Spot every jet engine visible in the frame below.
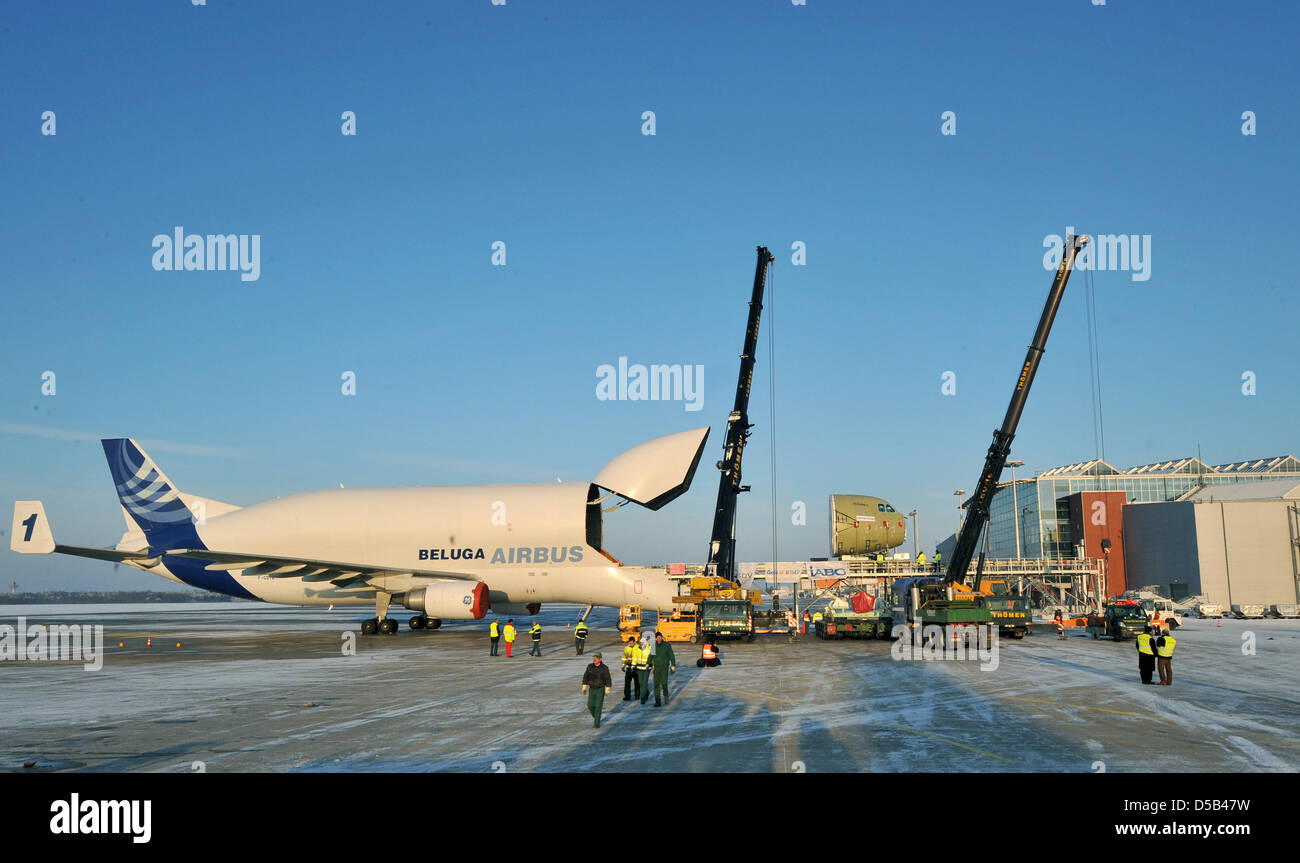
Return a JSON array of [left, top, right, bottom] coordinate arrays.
[[402, 582, 489, 619]]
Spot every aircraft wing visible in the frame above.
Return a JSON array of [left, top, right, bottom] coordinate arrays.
[[165, 548, 481, 588]]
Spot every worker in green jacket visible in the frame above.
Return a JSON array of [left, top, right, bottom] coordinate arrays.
[[651, 631, 676, 707], [581, 652, 612, 728]]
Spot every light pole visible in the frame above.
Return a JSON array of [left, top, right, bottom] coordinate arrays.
[[953, 490, 966, 537], [1007, 459, 1025, 561], [908, 509, 919, 561]]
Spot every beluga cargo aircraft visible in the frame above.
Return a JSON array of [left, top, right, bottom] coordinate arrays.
[[10, 430, 706, 634]]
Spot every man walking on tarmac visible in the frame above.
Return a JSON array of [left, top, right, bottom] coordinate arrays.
[[1154, 628, 1177, 686], [581, 652, 612, 728], [574, 618, 589, 655], [651, 631, 676, 707], [1136, 625, 1156, 684], [503, 618, 517, 657], [489, 618, 501, 656], [528, 620, 542, 656], [635, 634, 653, 704], [622, 637, 639, 701]]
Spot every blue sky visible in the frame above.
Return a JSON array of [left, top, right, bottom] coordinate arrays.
[[2, 1, 1297, 591]]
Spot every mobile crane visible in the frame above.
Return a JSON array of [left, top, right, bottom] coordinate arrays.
[[895, 235, 1091, 642], [668, 246, 773, 642]]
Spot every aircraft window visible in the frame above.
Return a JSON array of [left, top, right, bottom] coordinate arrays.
[[878, 503, 885, 512], [886, 505, 896, 512]]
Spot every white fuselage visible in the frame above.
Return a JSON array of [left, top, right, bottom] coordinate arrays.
[[124, 481, 682, 614]]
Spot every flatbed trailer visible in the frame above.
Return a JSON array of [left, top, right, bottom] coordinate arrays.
[[814, 594, 893, 639], [752, 606, 798, 636], [815, 611, 892, 640]]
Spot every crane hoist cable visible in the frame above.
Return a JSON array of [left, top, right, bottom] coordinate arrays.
[[1083, 263, 1107, 464], [767, 260, 779, 576], [1084, 263, 1116, 557]]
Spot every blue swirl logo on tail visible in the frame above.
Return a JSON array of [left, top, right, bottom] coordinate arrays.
[[100, 438, 255, 600], [102, 439, 193, 533]]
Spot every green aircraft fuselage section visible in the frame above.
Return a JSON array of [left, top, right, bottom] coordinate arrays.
[[829, 494, 907, 557]]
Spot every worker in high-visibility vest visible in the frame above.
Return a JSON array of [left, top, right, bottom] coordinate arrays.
[[801, 611, 810, 635], [876, 552, 885, 567], [917, 552, 927, 569], [621, 639, 639, 701], [573, 619, 589, 655], [696, 638, 720, 668], [1154, 630, 1177, 686], [633, 635, 653, 703], [502, 619, 517, 657], [528, 620, 542, 657], [1135, 626, 1156, 684], [488, 618, 501, 656], [933, 552, 942, 573]]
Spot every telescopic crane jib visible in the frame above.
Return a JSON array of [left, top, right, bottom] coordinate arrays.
[[943, 234, 1091, 587], [706, 245, 774, 583]]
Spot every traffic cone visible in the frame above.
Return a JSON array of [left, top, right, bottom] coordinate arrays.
[[146, 636, 152, 647]]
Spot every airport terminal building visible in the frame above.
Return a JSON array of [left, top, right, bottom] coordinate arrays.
[[965, 455, 1300, 604]]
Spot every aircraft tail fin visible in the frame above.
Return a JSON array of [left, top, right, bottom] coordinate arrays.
[[101, 438, 202, 536]]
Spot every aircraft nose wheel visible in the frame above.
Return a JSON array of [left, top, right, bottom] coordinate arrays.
[[379, 618, 399, 635], [361, 618, 379, 635]]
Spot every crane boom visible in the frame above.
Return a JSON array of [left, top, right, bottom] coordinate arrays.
[[706, 245, 774, 582], [944, 234, 1090, 585]]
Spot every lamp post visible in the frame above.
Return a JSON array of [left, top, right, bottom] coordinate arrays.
[[954, 489, 966, 537], [1007, 459, 1025, 561], [908, 509, 919, 562]]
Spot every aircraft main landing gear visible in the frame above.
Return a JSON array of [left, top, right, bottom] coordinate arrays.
[[408, 615, 444, 631], [361, 593, 398, 635]]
